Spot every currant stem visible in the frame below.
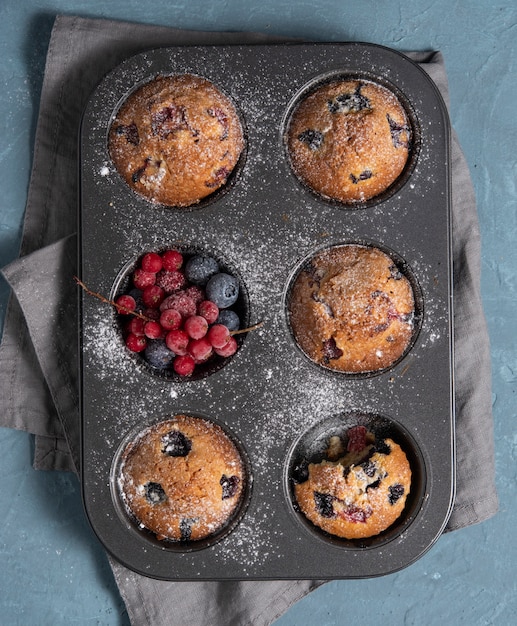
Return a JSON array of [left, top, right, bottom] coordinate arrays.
[[73, 276, 153, 322], [230, 321, 263, 336]]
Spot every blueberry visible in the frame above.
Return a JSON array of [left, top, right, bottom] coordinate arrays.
[[184, 255, 220, 286], [328, 85, 371, 114], [350, 169, 373, 184], [389, 264, 403, 280], [388, 483, 405, 505], [144, 482, 166, 504], [292, 460, 309, 484], [145, 339, 175, 370], [205, 166, 232, 188], [298, 129, 324, 150], [127, 288, 144, 312], [366, 478, 381, 492], [220, 474, 240, 499], [387, 114, 410, 148], [161, 430, 192, 457], [375, 439, 392, 456], [216, 309, 240, 331], [179, 517, 196, 541], [206, 273, 239, 309], [314, 492, 336, 518], [360, 460, 377, 478]]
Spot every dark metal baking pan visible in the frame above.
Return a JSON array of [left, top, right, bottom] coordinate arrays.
[[79, 42, 454, 580]]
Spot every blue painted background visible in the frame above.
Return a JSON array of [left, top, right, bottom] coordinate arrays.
[[1, 1, 515, 624]]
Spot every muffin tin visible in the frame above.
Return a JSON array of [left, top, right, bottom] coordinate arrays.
[[79, 42, 455, 580]]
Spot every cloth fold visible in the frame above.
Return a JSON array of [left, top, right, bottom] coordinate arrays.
[[0, 14, 498, 626]]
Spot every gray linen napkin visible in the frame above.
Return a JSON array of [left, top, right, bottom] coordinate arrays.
[[0, 14, 498, 626]]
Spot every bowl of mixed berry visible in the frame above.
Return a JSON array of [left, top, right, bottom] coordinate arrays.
[[113, 247, 250, 380]]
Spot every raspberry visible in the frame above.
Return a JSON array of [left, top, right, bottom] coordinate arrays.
[[126, 333, 147, 352], [388, 484, 405, 505], [214, 335, 237, 357], [347, 425, 368, 453], [165, 329, 189, 355], [341, 504, 372, 523], [156, 269, 185, 293], [160, 292, 197, 319], [207, 324, 230, 349], [184, 315, 208, 340], [185, 285, 205, 304], [188, 337, 213, 363], [142, 285, 165, 309], [173, 354, 195, 377], [144, 320, 163, 339], [141, 252, 163, 273], [162, 249, 183, 272], [115, 295, 136, 314], [133, 268, 156, 289], [159, 308, 182, 331], [198, 300, 219, 324], [127, 317, 145, 336]]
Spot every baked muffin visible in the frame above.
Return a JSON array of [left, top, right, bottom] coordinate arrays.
[[108, 74, 244, 207], [287, 79, 411, 203], [294, 425, 411, 539], [288, 244, 416, 373], [118, 415, 246, 541]]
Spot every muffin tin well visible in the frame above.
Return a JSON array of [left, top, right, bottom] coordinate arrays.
[[286, 240, 424, 377], [110, 413, 252, 552], [285, 410, 426, 549], [110, 244, 250, 381], [79, 43, 454, 580], [283, 71, 421, 208]]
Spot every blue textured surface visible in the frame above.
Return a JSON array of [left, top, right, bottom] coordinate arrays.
[[1, 1, 515, 624]]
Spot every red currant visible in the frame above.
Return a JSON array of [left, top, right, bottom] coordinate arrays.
[[184, 315, 208, 340], [198, 300, 219, 324], [115, 294, 136, 314], [188, 337, 213, 362], [214, 335, 238, 357], [144, 320, 163, 339], [127, 317, 145, 336], [165, 329, 189, 355], [207, 324, 230, 349], [141, 252, 163, 273], [159, 308, 182, 331], [142, 285, 165, 308], [126, 333, 147, 352], [162, 249, 183, 272], [173, 354, 195, 376]]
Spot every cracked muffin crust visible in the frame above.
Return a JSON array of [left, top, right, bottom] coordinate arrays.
[[118, 415, 245, 542], [108, 74, 244, 207], [288, 244, 416, 373], [287, 79, 411, 203]]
